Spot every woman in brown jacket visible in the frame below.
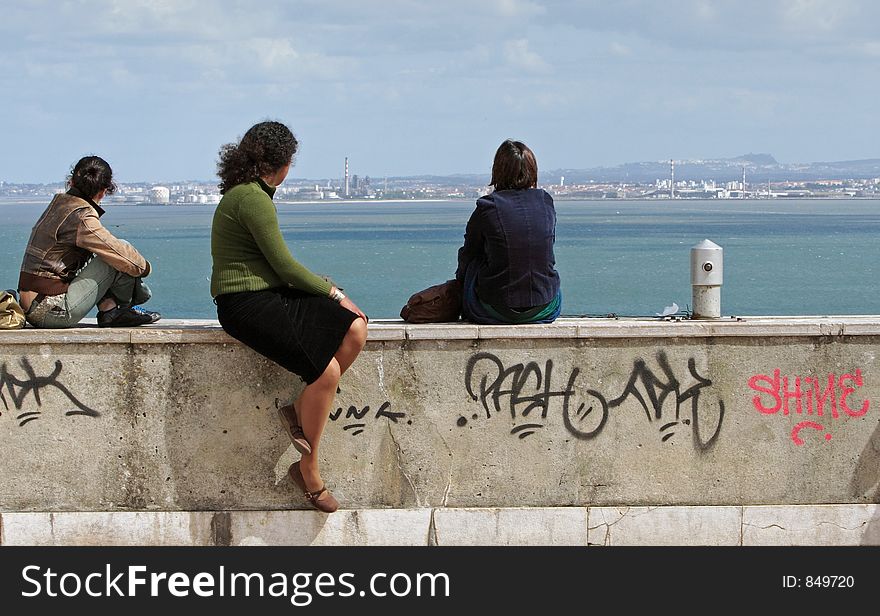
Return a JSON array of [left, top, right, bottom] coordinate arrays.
[[18, 156, 161, 328]]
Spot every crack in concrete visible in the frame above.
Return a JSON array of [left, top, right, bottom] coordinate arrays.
[[438, 433, 455, 508], [743, 522, 787, 531], [743, 520, 867, 533], [608, 506, 631, 523], [442, 471, 452, 508], [588, 521, 612, 546], [587, 506, 630, 546], [387, 422, 421, 507], [816, 520, 868, 532], [428, 509, 439, 546]]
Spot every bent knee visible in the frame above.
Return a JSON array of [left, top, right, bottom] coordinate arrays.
[[317, 357, 342, 385], [347, 317, 368, 349]]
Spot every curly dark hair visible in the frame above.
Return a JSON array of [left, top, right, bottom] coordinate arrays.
[[217, 121, 298, 194], [68, 156, 117, 198], [490, 139, 538, 191]]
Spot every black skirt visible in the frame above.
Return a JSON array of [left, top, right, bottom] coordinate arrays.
[[215, 287, 358, 384]]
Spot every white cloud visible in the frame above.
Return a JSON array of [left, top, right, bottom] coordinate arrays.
[[247, 38, 301, 72], [504, 39, 550, 72], [1, 0, 879, 181]]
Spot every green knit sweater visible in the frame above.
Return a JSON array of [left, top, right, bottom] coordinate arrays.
[[210, 179, 333, 298]]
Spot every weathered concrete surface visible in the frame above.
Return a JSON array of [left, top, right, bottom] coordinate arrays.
[[588, 506, 742, 546], [2, 505, 879, 545], [229, 509, 433, 546], [432, 508, 588, 546], [742, 504, 880, 545], [0, 511, 214, 546], [2, 317, 880, 511]]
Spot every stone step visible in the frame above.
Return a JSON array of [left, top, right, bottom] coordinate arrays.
[[2, 505, 879, 546]]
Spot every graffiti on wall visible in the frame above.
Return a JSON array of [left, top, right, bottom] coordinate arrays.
[[748, 369, 870, 445], [0, 358, 100, 427], [459, 351, 724, 450], [460, 352, 588, 439], [330, 401, 409, 436], [605, 353, 724, 450]]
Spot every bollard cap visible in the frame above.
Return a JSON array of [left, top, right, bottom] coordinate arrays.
[[691, 239, 723, 285], [692, 239, 722, 251]]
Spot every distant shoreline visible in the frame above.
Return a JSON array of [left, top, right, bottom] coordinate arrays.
[[2, 195, 879, 206]]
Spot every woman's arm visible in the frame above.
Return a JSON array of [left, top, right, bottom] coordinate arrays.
[[455, 204, 485, 283], [240, 192, 333, 297], [76, 211, 150, 277], [334, 288, 368, 321]]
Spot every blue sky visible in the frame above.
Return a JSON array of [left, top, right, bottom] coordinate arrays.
[[2, 0, 879, 183]]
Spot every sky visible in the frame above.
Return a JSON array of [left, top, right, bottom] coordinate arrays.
[[2, 0, 879, 183]]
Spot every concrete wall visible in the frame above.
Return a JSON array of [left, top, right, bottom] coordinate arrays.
[[2, 317, 880, 513]]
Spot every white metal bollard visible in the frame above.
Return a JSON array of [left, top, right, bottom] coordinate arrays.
[[691, 239, 723, 319]]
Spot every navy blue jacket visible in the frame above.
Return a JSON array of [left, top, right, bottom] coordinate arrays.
[[455, 188, 560, 309]]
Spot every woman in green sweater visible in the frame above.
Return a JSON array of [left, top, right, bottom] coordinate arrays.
[[211, 121, 368, 513]]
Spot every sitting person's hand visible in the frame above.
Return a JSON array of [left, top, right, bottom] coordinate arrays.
[[340, 296, 368, 322]]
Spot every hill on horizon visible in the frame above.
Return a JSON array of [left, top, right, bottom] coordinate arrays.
[[4, 154, 879, 186], [540, 154, 880, 184]]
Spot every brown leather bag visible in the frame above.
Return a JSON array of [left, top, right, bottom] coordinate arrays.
[[0, 290, 26, 330], [400, 279, 462, 323]]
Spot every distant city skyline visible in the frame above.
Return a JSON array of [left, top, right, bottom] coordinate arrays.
[[3, 151, 877, 203], [2, 1, 879, 183], [3, 151, 879, 186]]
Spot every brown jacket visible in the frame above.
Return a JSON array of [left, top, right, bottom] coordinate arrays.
[[18, 192, 150, 295]]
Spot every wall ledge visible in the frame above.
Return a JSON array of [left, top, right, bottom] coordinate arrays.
[[2, 315, 880, 344]]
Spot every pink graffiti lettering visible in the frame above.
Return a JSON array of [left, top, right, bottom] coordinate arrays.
[[810, 375, 838, 418], [749, 370, 868, 417], [748, 370, 781, 414], [749, 369, 870, 445], [782, 376, 802, 415], [840, 371, 870, 417], [790, 421, 832, 446]]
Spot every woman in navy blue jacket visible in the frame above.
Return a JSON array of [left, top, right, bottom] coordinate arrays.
[[456, 139, 561, 324]]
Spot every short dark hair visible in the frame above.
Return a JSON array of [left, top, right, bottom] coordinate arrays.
[[68, 156, 116, 198], [490, 139, 538, 191], [217, 121, 298, 194]]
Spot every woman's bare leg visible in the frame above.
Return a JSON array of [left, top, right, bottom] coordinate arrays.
[[293, 318, 367, 492], [335, 317, 367, 374], [296, 357, 341, 492]]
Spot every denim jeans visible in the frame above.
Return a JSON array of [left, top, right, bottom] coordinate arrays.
[[25, 256, 151, 328], [460, 257, 561, 325]]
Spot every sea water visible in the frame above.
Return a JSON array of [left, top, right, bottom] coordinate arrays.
[[1, 198, 878, 319]]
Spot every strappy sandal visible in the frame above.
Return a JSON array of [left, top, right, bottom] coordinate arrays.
[[288, 461, 339, 513], [277, 403, 312, 455]]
